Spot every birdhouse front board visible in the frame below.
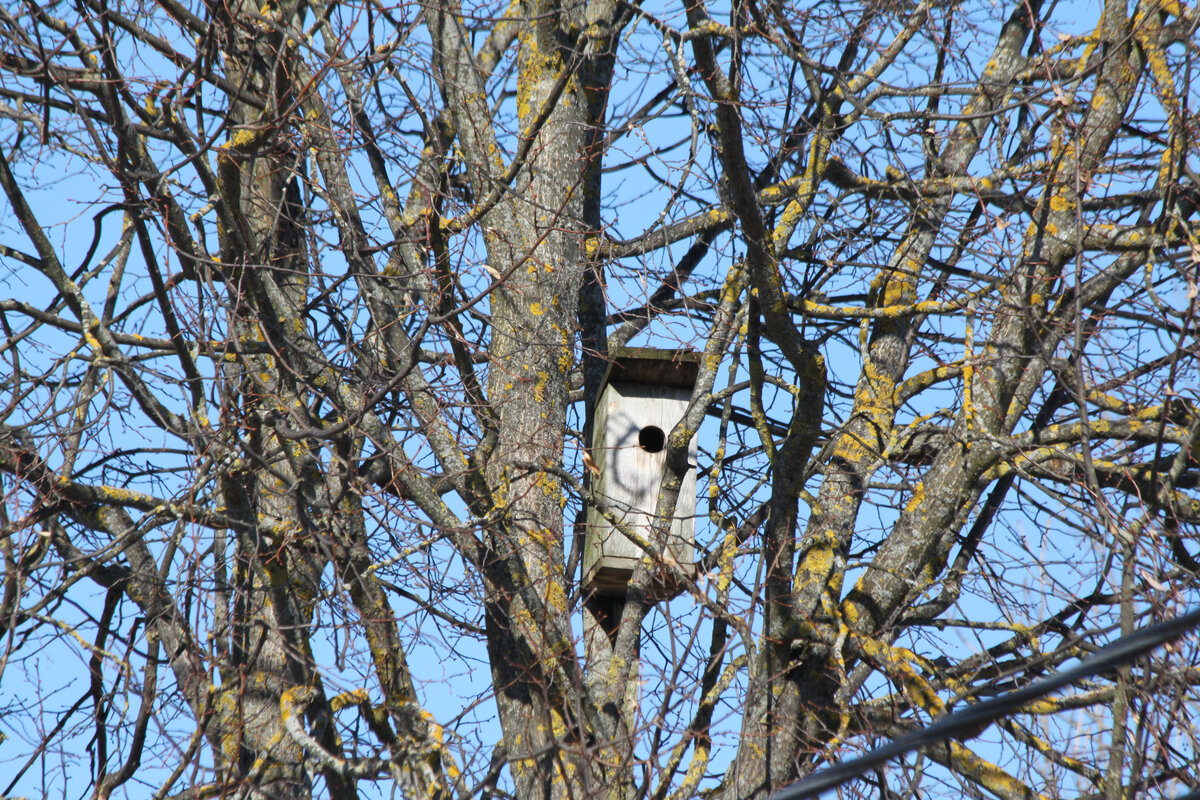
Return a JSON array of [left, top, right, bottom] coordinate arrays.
[[583, 349, 699, 595]]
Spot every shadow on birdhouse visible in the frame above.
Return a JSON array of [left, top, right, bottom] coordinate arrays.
[[583, 347, 700, 598]]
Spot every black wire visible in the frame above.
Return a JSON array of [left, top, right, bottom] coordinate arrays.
[[772, 606, 1200, 800]]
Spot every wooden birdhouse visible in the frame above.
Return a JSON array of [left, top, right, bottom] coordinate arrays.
[[583, 347, 700, 596]]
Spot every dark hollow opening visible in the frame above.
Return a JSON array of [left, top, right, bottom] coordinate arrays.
[[638, 425, 666, 453]]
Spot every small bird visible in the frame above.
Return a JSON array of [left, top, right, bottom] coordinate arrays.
[[581, 448, 600, 478]]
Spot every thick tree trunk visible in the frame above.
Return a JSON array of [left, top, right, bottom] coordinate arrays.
[[457, 2, 626, 799], [207, 2, 342, 794]]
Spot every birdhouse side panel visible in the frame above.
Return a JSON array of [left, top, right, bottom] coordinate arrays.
[[669, 467, 697, 565], [582, 392, 618, 584]]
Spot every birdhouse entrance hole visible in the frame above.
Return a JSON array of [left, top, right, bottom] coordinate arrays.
[[638, 426, 665, 453], [583, 347, 701, 596]]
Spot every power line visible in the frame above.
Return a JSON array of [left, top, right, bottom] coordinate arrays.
[[772, 607, 1200, 800]]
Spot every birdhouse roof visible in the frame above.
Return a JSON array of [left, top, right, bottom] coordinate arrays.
[[599, 347, 701, 391]]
